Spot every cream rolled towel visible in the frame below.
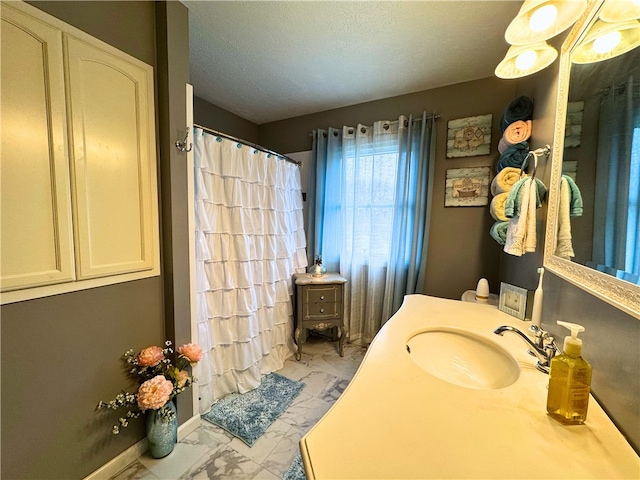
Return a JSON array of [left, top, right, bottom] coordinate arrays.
[[498, 120, 532, 154], [491, 167, 522, 196], [490, 192, 509, 221]]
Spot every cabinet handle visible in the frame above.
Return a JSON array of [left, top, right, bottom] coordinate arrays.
[[320, 295, 325, 300], [320, 308, 324, 313]]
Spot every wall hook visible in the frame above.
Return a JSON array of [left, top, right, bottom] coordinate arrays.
[[175, 127, 193, 152]]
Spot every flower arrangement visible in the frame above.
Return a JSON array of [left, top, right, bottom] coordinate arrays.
[[97, 340, 203, 434]]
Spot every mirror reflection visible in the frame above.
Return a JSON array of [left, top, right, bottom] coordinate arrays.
[[561, 44, 640, 284]]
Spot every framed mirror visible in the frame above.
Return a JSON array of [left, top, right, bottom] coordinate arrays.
[[544, 0, 640, 319]]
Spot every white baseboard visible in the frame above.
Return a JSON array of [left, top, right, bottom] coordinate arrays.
[[178, 413, 201, 440], [83, 437, 148, 480], [84, 414, 201, 480]]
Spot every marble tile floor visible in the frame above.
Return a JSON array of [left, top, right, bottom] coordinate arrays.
[[111, 335, 367, 480]]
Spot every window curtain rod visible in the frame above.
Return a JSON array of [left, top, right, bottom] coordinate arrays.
[[193, 123, 301, 166], [308, 112, 441, 136]]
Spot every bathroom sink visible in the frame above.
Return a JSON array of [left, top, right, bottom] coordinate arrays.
[[406, 328, 519, 390]]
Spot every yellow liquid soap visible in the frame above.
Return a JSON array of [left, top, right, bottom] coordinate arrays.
[[546, 353, 592, 424], [546, 321, 592, 425]]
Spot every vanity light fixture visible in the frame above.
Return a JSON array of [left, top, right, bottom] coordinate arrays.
[[571, 19, 640, 63], [505, 0, 588, 45], [599, 0, 640, 23], [495, 42, 559, 79]]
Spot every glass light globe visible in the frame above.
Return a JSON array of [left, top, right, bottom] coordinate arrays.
[[530, 5, 558, 32], [593, 30, 622, 53], [516, 50, 538, 70]]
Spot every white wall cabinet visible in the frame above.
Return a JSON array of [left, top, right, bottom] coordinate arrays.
[[1, 2, 160, 303]]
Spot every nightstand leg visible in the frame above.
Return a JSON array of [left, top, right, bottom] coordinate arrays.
[[295, 327, 302, 361], [338, 325, 345, 357]]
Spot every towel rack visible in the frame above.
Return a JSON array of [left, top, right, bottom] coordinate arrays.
[[520, 144, 551, 179]]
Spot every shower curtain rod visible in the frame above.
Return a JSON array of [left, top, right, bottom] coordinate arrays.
[[193, 123, 301, 166]]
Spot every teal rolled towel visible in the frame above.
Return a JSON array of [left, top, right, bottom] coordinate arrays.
[[490, 221, 509, 245], [496, 141, 529, 173]]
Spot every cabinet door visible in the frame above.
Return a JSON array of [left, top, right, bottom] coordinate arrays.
[[64, 35, 157, 279], [0, 5, 75, 291]]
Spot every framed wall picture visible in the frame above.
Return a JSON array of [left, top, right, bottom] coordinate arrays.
[[498, 282, 528, 320], [445, 167, 490, 207], [446, 114, 492, 158]]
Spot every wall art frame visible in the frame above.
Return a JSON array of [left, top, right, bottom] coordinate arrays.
[[446, 114, 492, 158], [444, 167, 490, 207]]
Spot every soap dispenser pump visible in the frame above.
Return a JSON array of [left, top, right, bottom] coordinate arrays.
[[546, 321, 592, 424]]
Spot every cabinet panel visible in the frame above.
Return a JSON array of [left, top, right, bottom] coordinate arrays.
[[65, 35, 157, 279], [0, 6, 75, 291]]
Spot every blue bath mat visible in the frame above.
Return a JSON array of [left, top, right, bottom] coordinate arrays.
[[284, 452, 307, 480], [202, 373, 305, 446]]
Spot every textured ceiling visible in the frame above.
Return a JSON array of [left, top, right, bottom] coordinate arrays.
[[185, 1, 523, 125]]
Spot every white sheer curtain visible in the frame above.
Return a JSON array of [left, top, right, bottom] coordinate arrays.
[[193, 128, 307, 412]]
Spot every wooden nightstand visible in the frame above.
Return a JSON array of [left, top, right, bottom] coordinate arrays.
[[293, 272, 347, 361]]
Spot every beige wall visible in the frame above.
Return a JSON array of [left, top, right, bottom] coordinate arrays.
[[1, 2, 192, 478], [259, 77, 518, 300]]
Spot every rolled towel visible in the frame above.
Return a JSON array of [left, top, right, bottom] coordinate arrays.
[[496, 141, 529, 173], [490, 221, 509, 245], [500, 96, 534, 133], [491, 167, 522, 195], [490, 192, 509, 221], [498, 120, 532, 154]]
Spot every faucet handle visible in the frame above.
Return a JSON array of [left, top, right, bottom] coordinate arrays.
[[543, 335, 559, 358], [528, 324, 546, 350]]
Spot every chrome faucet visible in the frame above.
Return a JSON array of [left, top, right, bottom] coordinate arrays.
[[493, 325, 559, 374]]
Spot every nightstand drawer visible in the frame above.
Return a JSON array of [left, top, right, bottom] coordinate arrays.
[[304, 285, 341, 304], [304, 301, 341, 319]]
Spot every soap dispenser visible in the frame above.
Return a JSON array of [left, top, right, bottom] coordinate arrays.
[[546, 321, 592, 424]]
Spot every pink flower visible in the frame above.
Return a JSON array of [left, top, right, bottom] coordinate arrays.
[[177, 343, 203, 364], [176, 370, 189, 388], [136, 346, 164, 368], [137, 375, 173, 410]]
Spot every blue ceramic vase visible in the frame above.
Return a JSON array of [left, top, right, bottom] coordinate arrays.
[[146, 400, 178, 458]]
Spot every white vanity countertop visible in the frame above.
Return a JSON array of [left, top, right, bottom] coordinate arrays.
[[300, 294, 640, 479]]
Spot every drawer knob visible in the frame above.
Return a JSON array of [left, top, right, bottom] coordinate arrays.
[[320, 308, 325, 313], [320, 295, 325, 300]]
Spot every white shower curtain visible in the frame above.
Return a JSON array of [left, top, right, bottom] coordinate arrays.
[[193, 128, 307, 412]]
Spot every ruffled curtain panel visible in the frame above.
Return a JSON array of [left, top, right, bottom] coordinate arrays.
[[194, 129, 307, 412]]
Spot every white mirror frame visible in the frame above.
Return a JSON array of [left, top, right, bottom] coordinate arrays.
[[543, 0, 640, 320]]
